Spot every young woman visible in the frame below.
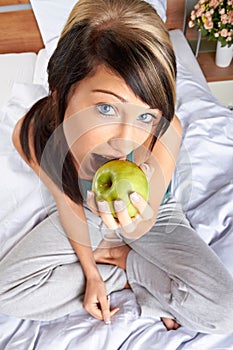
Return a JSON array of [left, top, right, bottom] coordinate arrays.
[[1, 0, 233, 333]]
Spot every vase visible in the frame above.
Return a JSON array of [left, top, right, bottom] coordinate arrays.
[[215, 41, 233, 68]]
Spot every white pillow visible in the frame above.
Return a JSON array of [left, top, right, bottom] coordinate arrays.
[[0, 53, 36, 109], [146, 0, 167, 22]]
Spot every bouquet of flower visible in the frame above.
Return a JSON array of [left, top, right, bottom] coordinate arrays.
[[189, 0, 233, 47]]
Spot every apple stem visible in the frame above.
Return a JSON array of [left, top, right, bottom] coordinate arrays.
[[100, 183, 111, 188]]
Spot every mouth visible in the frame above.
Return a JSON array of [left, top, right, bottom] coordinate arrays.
[[92, 153, 125, 166], [89, 152, 128, 173]]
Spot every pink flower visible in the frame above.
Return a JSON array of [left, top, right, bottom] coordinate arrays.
[[205, 11, 212, 18], [196, 7, 205, 17], [221, 14, 228, 24], [228, 10, 233, 25], [204, 20, 214, 29], [190, 0, 233, 47], [209, 0, 220, 8], [220, 28, 228, 37]]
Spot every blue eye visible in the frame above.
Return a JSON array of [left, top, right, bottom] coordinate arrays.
[[96, 104, 116, 116], [137, 113, 154, 124]]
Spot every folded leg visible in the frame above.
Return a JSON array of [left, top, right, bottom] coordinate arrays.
[[126, 198, 233, 334], [0, 211, 126, 320]]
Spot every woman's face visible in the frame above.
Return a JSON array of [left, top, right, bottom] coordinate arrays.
[[63, 65, 162, 178]]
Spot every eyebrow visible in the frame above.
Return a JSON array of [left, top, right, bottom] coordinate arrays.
[[92, 89, 128, 103], [92, 89, 159, 114]]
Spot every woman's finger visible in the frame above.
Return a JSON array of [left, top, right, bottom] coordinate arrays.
[[97, 200, 119, 230], [99, 294, 111, 324], [114, 199, 136, 234], [129, 192, 154, 220]]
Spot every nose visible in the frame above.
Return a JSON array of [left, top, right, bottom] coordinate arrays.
[[107, 123, 138, 155]]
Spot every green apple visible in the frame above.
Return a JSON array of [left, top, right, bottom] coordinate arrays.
[[92, 160, 149, 218]]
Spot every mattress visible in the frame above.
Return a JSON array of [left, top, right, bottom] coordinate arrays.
[[0, 12, 233, 350]]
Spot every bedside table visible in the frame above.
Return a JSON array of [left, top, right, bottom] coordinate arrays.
[[196, 50, 233, 109], [207, 80, 233, 109]]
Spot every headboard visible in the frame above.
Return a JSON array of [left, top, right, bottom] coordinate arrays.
[[0, 0, 186, 54]]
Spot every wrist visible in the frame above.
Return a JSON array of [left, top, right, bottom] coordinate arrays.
[[85, 266, 102, 281]]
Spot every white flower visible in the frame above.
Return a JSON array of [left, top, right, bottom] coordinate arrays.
[[189, 20, 195, 28]]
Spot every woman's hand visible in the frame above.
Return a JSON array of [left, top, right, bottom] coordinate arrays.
[[87, 162, 154, 238], [83, 276, 119, 324]]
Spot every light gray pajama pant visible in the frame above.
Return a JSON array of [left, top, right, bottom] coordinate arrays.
[[0, 197, 233, 334]]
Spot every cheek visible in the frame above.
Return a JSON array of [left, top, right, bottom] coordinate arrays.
[[132, 126, 152, 145], [67, 127, 109, 161]]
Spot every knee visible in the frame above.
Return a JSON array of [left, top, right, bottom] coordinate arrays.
[[211, 296, 233, 334], [172, 283, 233, 334], [196, 292, 233, 334]]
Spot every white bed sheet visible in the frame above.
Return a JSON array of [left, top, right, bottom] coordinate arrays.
[[0, 19, 233, 350]]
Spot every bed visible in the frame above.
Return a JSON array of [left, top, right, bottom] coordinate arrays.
[[1, 1, 233, 349]]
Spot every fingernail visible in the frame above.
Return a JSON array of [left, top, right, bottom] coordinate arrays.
[[130, 192, 140, 202], [114, 199, 126, 212], [97, 200, 111, 213], [105, 319, 111, 325]]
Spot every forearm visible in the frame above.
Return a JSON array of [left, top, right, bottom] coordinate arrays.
[[55, 193, 101, 280], [122, 118, 182, 240], [68, 238, 100, 279], [55, 193, 113, 323]]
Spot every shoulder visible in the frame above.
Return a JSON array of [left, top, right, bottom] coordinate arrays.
[[169, 114, 182, 138], [12, 115, 38, 169], [150, 115, 182, 182], [156, 115, 182, 153]]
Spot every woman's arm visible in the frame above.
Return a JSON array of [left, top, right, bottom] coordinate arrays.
[[144, 114, 182, 211], [122, 114, 182, 239], [12, 116, 117, 323]]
